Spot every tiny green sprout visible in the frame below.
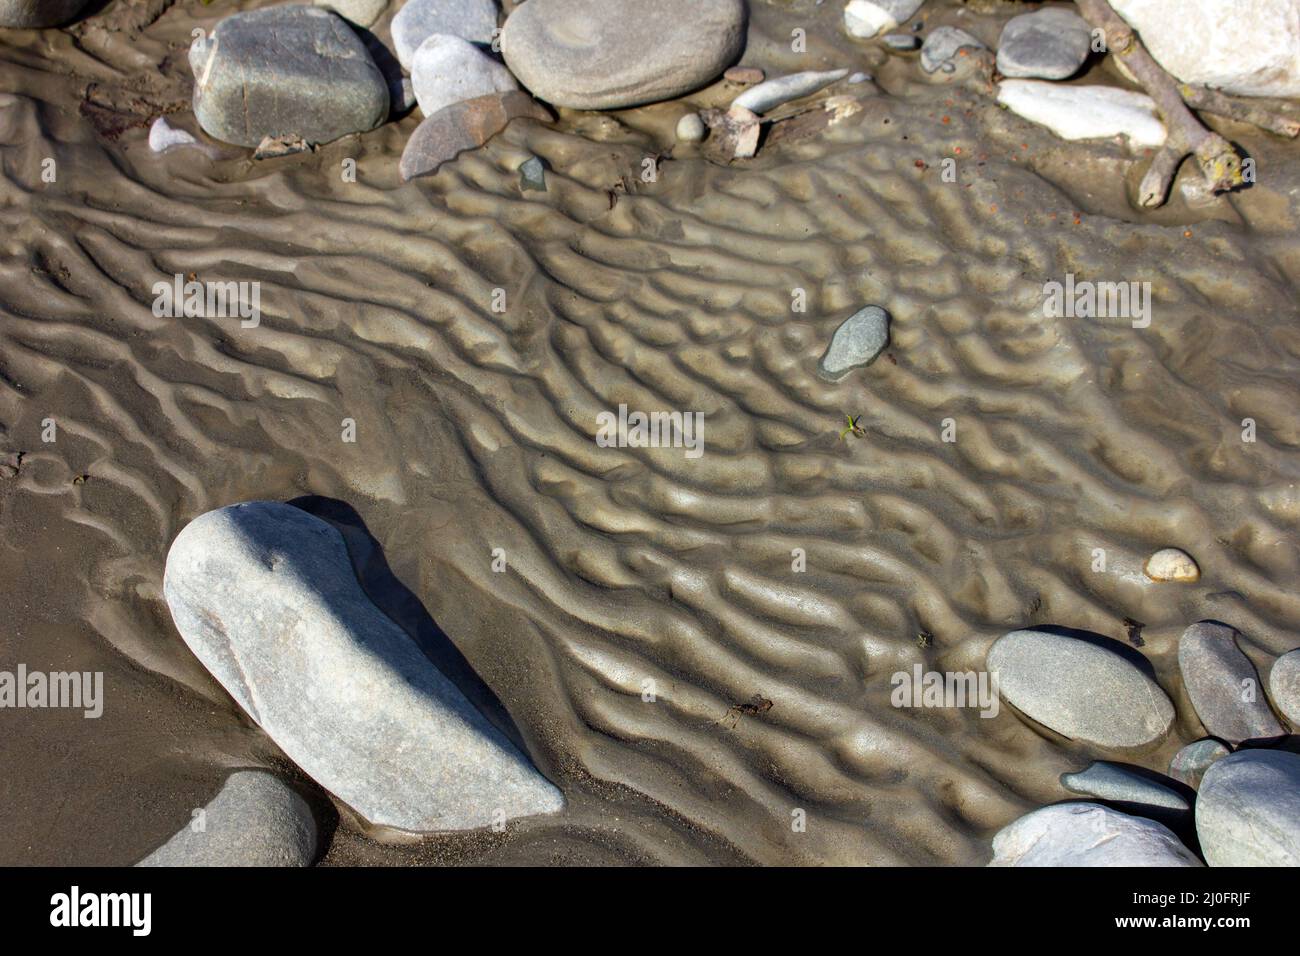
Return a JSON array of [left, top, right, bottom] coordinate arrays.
[[839, 414, 865, 440]]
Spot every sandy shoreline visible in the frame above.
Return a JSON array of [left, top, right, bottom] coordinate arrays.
[[2, 0, 1299, 865]]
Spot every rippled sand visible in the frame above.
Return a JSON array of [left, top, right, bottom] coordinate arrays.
[[2, 0, 1299, 865]]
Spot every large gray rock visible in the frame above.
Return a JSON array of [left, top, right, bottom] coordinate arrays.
[[0, 0, 86, 27], [1196, 750, 1300, 866], [1109, 0, 1300, 98], [189, 7, 389, 148], [1268, 648, 1300, 726], [500, 0, 746, 110], [412, 33, 517, 117], [989, 803, 1201, 866], [163, 501, 564, 832], [1060, 761, 1191, 825], [986, 628, 1174, 748], [920, 25, 985, 74], [818, 305, 890, 381], [392, 0, 499, 70], [1178, 621, 1285, 746], [996, 8, 1092, 81], [137, 770, 318, 867], [1169, 738, 1231, 790]]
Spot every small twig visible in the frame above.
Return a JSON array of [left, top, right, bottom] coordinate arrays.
[[1179, 84, 1300, 138]]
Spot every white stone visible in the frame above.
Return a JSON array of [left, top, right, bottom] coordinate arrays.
[[989, 803, 1202, 866], [411, 34, 517, 117], [996, 80, 1167, 150], [148, 116, 199, 153], [1144, 546, 1199, 582], [1196, 750, 1300, 866], [315, 0, 388, 28], [844, 0, 921, 39], [1110, 0, 1300, 99], [731, 68, 849, 114], [675, 111, 706, 143], [163, 501, 564, 832]]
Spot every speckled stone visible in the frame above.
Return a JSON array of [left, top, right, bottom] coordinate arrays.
[[1168, 738, 1230, 790], [1197, 750, 1300, 866], [1267, 648, 1300, 726], [989, 803, 1201, 867], [1178, 621, 1285, 745]]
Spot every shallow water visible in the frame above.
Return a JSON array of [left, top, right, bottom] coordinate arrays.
[[2, 0, 1299, 865]]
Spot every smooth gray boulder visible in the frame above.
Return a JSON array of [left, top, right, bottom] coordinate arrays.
[[1178, 621, 1285, 746], [996, 8, 1092, 81], [1169, 738, 1231, 790], [190, 7, 389, 148], [0, 0, 85, 27], [137, 770, 318, 867], [818, 305, 890, 381], [163, 501, 564, 832], [989, 803, 1201, 866], [412, 33, 517, 117], [392, 0, 499, 70], [315, 0, 388, 28], [500, 0, 746, 110], [1060, 761, 1191, 824], [1196, 750, 1300, 867], [986, 628, 1174, 748], [1268, 648, 1300, 726], [920, 25, 985, 74]]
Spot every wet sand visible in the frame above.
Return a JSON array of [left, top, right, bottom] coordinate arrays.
[[2, 0, 1299, 865]]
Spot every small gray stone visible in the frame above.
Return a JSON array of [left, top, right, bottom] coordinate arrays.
[[189, 7, 388, 148], [1060, 761, 1191, 825], [518, 155, 546, 191], [1178, 621, 1285, 746], [920, 26, 985, 75], [996, 8, 1092, 81], [675, 111, 706, 143], [989, 803, 1201, 867], [731, 69, 849, 115], [163, 501, 564, 832], [501, 0, 746, 110], [882, 33, 921, 51], [0, 0, 87, 28], [315, 0, 388, 28], [986, 628, 1174, 748], [411, 33, 517, 117], [1169, 738, 1231, 790], [137, 770, 318, 867], [1196, 750, 1300, 867], [1268, 648, 1300, 726], [392, 0, 500, 70], [818, 305, 890, 381]]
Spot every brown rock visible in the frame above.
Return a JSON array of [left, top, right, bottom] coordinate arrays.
[[724, 67, 765, 85], [399, 91, 552, 183]]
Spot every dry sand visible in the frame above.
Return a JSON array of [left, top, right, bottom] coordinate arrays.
[[2, 0, 1299, 865]]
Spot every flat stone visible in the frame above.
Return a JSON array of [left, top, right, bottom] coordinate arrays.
[[731, 68, 849, 115], [724, 66, 764, 84], [411, 34, 517, 117], [996, 80, 1167, 150], [137, 770, 317, 867], [986, 628, 1174, 748], [882, 33, 920, 51], [1109, 0, 1300, 98], [163, 501, 565, 831], [844, 0, 922, 39], [399, 90, 551, 181], [818, 305, 890, 381], [315, 0, 388, 28], [1168, 738, 1231, 790], [989, 803, 1201, 866], [1144, 546, 1199, 582], [996, 8, 1092, 81], [675, 111, 706, 143], [392, 0, 499, 70], [1060, 761, 1191, 825], [189, 7, 388, 148], [500, 0, 745, 110], [0, 0, 86, 27], [920, 26, 985, 74], [1178, 621, 1285, 745], [1196, 750, 1300, 866], [1268, 648, 1300, 726]]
